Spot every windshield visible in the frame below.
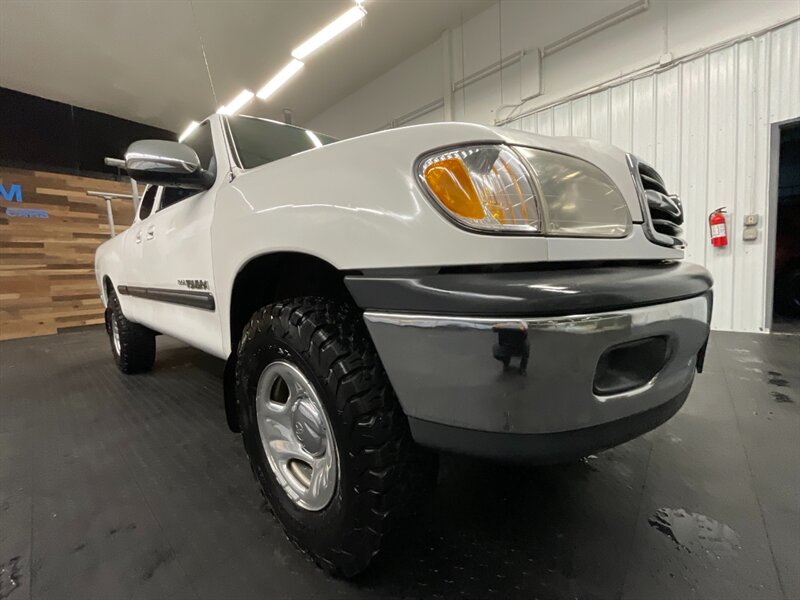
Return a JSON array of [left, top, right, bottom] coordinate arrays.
[[227, 115, 338, 169]]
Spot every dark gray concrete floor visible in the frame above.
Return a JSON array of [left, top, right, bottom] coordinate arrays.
[[0, 327, 798, 600], [772, 315, 800, 336]]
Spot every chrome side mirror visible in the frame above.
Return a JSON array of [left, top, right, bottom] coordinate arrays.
[[125, 140, 213, 190]]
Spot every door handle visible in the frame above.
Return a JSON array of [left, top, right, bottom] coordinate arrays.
[[146, 226, 155, 240], [135, 231, 142, 244]]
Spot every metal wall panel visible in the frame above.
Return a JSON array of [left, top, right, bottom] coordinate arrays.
[[589, 90, 611, 143], [770, 24, 800, 122], [733, 39, 762, 332], [610, 84, 633, 151], [571, 96, 590, 138], [537, 109, 554, 137], [679, 52, 709, 269], [553, 104, 572, 136], [512, 21, 800, 332], [704, 47, 737, 330]]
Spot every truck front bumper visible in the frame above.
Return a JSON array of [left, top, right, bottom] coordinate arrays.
[[346, 261, 713, 463]]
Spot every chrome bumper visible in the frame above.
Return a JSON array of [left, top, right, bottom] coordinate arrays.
[[363, 293, 711, 437]]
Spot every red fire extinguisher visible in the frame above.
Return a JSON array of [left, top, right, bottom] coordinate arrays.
[[709, 207, 728, 248]]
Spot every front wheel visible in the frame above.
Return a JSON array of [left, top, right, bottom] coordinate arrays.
[[235, 298, 437, 577], [107, 290, 156, 374]]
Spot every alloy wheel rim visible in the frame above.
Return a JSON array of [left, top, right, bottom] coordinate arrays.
[[255, 360, 338, 511], [111, 318, 121, 355]]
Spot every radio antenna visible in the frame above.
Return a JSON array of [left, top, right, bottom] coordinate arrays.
[[189, 0, 218, 106]]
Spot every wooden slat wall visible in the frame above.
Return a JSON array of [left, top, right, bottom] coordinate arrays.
[[0, 167, 134, 340]]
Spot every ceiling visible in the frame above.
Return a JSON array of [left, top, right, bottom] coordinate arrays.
[[0, 0, 492, 134]]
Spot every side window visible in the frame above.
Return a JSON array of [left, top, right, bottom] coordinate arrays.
[[159, 186, 195, 210], [138, 185, 158, 220], [157, 121, 216, 212], [186, 121, 216, 174]]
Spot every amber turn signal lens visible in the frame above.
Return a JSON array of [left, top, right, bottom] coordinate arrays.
[[419, 145, 541, 233], [423, 158, 485, 220]]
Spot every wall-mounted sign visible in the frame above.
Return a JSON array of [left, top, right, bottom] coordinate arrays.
[[0, 183, 22, 202], [0, 183, 49, 218]]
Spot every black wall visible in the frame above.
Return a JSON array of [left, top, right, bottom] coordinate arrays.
[[0, 87, 175, 179]]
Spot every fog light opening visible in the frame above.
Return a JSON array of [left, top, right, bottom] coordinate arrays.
[[594, 336, 669, 396]]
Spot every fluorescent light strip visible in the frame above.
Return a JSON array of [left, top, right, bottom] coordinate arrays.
[[217, 89, 254, 115], [257, 59, 304, 100], [179, 121, 200, 142], [291, 5, 366, 60]]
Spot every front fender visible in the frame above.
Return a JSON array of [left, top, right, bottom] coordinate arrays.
[[94, 232, 129, 311], [213, 123, 549, 273], [210, 122, 679, 354]]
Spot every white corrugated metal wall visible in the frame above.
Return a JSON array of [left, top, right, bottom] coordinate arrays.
[[510, 20, 800, 332]]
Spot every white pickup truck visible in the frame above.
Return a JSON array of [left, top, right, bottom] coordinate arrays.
[[95, 114, 712, 576]]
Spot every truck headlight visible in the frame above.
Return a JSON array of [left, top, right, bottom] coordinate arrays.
[[419, 145, 541, 233], [418, 144, 631, 237], [516, 147, 631, 238]]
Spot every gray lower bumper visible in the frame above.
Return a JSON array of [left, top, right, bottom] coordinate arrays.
[[363, 293, 710, 446], [408, 382, 691, 463]]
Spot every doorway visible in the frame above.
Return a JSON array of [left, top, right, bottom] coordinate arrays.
[[771, 121, 800, 334]]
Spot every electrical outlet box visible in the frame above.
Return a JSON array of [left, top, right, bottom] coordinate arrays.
[[520, 49, 542, 101], [744, 214, 759, 226], [743, 228, 758, 241]]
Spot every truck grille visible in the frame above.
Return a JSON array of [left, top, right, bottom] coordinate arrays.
[[632, 158, 684, 248]]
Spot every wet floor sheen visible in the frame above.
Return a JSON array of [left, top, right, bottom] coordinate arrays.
[[0, 328, 798, 600], [648, 508, 741, 556]]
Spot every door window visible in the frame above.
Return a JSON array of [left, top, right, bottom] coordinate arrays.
[[159, 186, 196, 210], [137, 185, 158, 220], [157, 120, 216, 211], [187, 121, 215, 173]]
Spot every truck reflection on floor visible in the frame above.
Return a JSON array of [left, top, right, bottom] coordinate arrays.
[[492, 322, 529, 375]]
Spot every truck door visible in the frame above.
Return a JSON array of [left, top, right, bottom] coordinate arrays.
[[120, 184, 159, 322], [134, 120, 224, 357]]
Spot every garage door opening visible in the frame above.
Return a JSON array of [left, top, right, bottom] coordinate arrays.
[[771, 121, 800, 334]]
